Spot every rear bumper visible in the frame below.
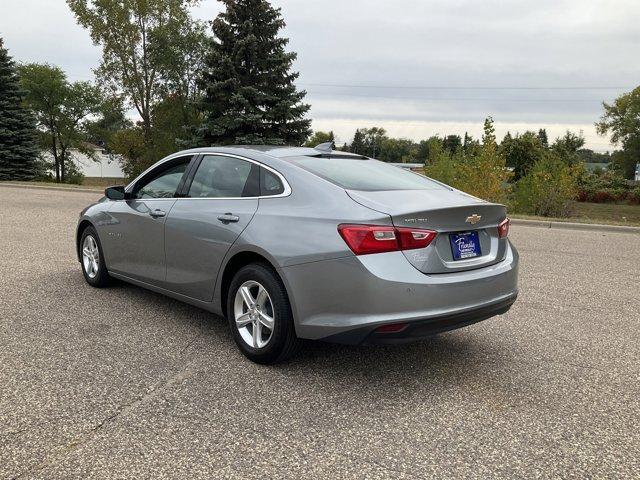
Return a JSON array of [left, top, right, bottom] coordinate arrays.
[[325, 294, 516, 345], [279, 241, 519, 344]]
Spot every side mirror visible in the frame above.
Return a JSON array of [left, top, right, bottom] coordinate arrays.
[[105, 185, 127, 200]]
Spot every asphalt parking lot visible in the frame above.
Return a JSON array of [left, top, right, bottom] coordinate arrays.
[[0, 185, 638, 479]]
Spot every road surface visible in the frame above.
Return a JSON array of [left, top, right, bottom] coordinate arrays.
[[1, 186, 638, 479]]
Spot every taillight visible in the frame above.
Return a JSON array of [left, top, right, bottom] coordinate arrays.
[[338, 224, 437, 255], [498, 218, 510, 238], [396, 227, 437, 250]]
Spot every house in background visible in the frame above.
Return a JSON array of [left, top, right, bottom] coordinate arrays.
[[41, 143, 125, 180]]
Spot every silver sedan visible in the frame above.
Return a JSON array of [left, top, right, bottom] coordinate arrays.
[[76, 145, 519, 363]]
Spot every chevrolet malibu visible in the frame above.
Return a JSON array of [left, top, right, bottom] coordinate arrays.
[[76, 145, 518, 363]]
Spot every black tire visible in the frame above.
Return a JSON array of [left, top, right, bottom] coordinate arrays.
[[226, 263, 302, 364], [79, 226, 111, 288]]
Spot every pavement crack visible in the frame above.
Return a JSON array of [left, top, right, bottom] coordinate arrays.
[[10, 346, 201, 479], [1, 427, 27, 439], [180, 329, 204, 356]]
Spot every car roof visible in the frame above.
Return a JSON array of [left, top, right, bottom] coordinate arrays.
[[174, 145, 367, 160]]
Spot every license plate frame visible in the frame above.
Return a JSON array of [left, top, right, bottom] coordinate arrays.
[[449, 231, 482, 260]]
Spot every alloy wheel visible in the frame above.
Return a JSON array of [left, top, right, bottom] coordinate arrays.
[[233, 280, 275, 349], [82, 235, 100, 279]]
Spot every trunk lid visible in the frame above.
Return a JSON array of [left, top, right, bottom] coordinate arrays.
[[347, 189, 508, 274]]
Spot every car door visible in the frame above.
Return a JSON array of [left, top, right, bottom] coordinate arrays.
[[103, 156, 194, 285], [164, 154, 260, 301]]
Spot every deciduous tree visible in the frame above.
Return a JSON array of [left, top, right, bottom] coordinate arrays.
[[425, 118, 511, 203], [304, 131, 334, 148], [501, 131, 544, 180], [67, 0, 202, 141], [596, 86, 640, 179], [442, 134, 462, 155], [551, 130, 585, 166], [379, 137, 418, 163], [20, 63, 103, 182], [360, 127, 387, 158]]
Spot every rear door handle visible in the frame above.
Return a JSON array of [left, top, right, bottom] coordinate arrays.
[[150, 209, 166, 218], [217, 213, 240, 223]]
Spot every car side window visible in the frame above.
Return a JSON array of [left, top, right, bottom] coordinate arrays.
[[133, 159, 190, 199], [187, 155, 258, 198], [261, 168, 285, 196]]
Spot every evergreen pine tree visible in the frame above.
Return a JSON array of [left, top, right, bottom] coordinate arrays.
[[482, 116, 496, 146], [350, 129, 366, 154], [0, 38, 38, 180], [197, 0, 311, 146], [537, 128, 549, 148]]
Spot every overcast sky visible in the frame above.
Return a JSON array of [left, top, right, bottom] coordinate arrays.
[[2, 0, 639, 151]]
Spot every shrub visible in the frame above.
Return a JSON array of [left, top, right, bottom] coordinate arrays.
[[577, 169, 630, 203], [424, 140, 512, 204], [628, 186, 640, 205], [513, 153, 580, 217], [65, 170, 85, 185], [456, 144, 513, 204], [423, 140, 459, 187], [63, 159, 85, 185], [591, 190, 617, 203]]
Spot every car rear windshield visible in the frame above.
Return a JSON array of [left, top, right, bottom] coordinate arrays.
[[292, 157, 449, 191]]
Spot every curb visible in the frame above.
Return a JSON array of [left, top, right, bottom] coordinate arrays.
[[0, 183, 104, 194], [511, 218, 640, 234]]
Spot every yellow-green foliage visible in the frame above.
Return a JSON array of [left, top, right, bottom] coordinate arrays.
[[423, 139, 458, 185], [424, 139, 512, 204], [513, 153, 580, 217]]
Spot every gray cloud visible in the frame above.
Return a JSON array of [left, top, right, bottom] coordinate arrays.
[[2, 0, 638, 150]]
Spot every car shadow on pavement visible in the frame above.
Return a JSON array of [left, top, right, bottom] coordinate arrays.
[[68, 271, 513, 398]]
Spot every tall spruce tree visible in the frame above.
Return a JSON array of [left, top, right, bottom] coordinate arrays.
[[0, 39, 38, 180], [537, 128, 549, 148], [349, 129, 366, 154], [197, 0, 311, 146]]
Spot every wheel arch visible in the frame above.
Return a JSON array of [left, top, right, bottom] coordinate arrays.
[[218, 250, 294, 323], [76, 219, 95, 262]]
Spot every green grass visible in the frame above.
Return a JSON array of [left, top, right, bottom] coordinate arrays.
[[572, 202, 640, 226], [512, 202, 640, 227]]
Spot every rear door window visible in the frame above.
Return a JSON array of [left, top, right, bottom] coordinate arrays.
[[187, 155, 259, 198], [260, 168, 285, 196]]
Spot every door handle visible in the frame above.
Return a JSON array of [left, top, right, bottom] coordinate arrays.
[[150, 209, 166, 218], [217, 213, 240, 223]]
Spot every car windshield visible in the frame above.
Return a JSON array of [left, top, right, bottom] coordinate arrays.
[[292, 157, 449, 191]]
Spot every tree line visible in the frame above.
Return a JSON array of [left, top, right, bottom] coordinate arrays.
[[323, 126, 617, 176], [0, 0, 310, 182], [331, 118, 639, 218], [0, 0, 638, 199]]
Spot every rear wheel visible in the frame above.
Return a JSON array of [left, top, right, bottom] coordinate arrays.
[[80, 226, 111, 287], [227, 263, 301, 364]]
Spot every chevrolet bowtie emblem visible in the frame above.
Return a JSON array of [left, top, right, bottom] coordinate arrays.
[[466, 214, 482, 225]]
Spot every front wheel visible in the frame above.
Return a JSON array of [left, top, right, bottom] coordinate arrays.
[[227, 263, 302, 364], [80, 226, 111, 288]]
